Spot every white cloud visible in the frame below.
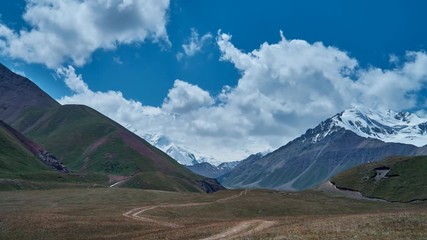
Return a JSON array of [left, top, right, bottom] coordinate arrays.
[[0, 0, 170, 68], [58, 31, 427, 162], [177, 28, 212, 60], [56, 66, 89, 94], [162, 80, 214, 114], [58, 66, 164, 131]]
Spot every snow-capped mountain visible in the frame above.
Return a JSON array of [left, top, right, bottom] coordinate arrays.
[[143, 133, 223, 166], [306, 106, 427, 147], [220, 107, 427, 191], [142, 133, 201, 166]]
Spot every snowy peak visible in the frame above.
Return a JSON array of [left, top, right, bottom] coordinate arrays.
[[307, 106, 427, 147], [143, 133, 200, 165], [165, 145, 199, 166]]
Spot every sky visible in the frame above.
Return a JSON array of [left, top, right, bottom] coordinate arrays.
[[0, 0, 427, 162]]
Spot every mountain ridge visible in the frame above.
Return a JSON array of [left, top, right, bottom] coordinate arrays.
[[220, 107, 427, 191], [311, 106, 427, 147], [0, 63, 223, 192], [0, 63, 59, 124]]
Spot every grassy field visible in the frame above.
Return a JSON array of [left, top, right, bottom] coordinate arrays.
[[1, 188, 426, 239]]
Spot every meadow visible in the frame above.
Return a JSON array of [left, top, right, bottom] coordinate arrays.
[[1, 188, 426, 239]]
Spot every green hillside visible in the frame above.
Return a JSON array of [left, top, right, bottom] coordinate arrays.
[[0, 120, 107, 190], [331, 156, 427, 202], [0, 121, 49, 174], [0, 63, 223, 193], [12, 104, 210, 192]]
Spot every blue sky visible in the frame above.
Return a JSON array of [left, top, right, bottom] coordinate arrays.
[[0, 0, 427, 162]]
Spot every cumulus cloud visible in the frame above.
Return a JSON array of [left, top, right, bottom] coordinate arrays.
[[162, 80, 214, 114], [0, 0, 170, 68], [58, 31, 427, 162], [217, 31, 427, 114], [177, 28, 212, 60]]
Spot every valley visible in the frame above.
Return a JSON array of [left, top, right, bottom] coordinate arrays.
[[1, 188, 427, 240], [1, 1, 427, 239], [1, 62, 427, 239]]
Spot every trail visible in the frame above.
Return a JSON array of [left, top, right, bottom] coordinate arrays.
[[109, 179, 127, 188], [122, 189, 276, 238], [201, 220, 276, 240]]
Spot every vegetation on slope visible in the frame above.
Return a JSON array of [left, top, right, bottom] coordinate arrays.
[[1, 64, 222, 192], [331, 156, 427, 202], [10, 104, 209, 192], [0, 120, 107, 190], [0, 121, 49, 174]]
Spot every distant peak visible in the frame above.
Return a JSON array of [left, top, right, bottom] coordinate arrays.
[[301, 106, 427, 147], [333, 107, 427, 146]]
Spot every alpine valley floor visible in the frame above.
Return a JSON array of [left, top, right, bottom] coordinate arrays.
[[1, 188, 427, 240]]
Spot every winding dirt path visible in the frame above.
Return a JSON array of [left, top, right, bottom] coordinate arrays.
[[123, 189, 276, 239]]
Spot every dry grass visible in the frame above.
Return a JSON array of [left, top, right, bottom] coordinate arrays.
[[1, 188, 426, 239]]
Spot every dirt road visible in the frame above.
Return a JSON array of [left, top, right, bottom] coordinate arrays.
[[123, 189, 276, 239], [200, 219, 276, 240]]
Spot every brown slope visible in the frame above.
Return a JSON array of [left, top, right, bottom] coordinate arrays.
[[0, 63, 59, 124]]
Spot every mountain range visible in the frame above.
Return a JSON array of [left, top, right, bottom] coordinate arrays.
[[220, 107, 427, 190], [0, 63, 223, 192], [142, 133, 244, 178], [2, 62, 426, 194]]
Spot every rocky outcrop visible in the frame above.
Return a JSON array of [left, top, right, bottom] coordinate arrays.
[[38, 150, 69, 173]]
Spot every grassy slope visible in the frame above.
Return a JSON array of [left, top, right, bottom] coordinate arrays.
[[1, 188, 426, 239], [13, 105, 206, 192], [0, 123, 49, 174], [0, 121, 107, 190], [331, 156, 427, 202], [1, 64, 211, 192]]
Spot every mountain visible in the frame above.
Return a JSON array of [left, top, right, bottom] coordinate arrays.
[[143, 133, 244, 178], [142, 133, 222, 166], [217, 161, 241, 171], [320, 106, 427, 147], [0, 63, 59, 124], [0, 63, 223, 192], [0, 120, 57, 176], [331, 155, 427, 202], [220, 107, 427, 191], [0, 120, 68, 173], [186, 160, 241, 178], [142, 133, 200, 166], [0, 120, 82, 190], [186, 162, 224, 178]]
